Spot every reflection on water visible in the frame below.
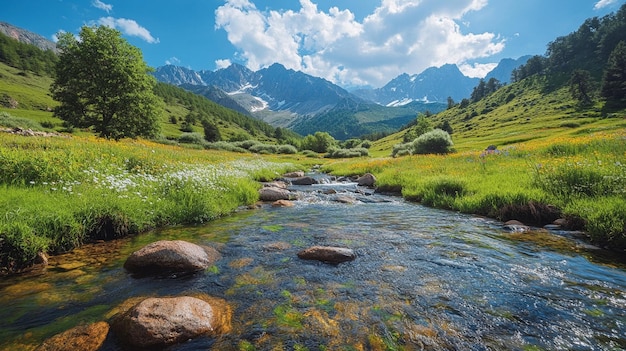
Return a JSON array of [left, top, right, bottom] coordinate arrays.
[[1, 180, 625, 350]]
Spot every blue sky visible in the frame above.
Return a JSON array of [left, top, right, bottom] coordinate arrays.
[[2, 0, 624, 88]]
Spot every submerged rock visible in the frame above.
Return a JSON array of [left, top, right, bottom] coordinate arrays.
[[124, 240, 220, 276], [503, 220, 531, 232], [259, 186, 294, 201], [333, 195, 357, 204], [356, 173, 376, 187], [112, 296, 226, 349], [298, 246, 356, 264], [272, 199, 295, 207], [36, 321, 109, 351]]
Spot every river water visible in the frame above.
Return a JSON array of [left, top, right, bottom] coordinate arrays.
[[1, 177, 625, 350]]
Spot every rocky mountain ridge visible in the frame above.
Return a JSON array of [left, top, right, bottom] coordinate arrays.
[[0, 22, 58, 53]]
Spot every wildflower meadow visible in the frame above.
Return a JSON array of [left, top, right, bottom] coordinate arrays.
[[0, 133, 299, 272]]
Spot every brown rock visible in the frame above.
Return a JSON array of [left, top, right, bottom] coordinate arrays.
[[36, 321, 109, 351], [283, 171, 305, 178], [124, 240, 220, 276], [356, 173, 376, 187], [112, 296, 222, 349], [290, 176, 319, 185], [263, 180, 288, 189], [259, 186, 294, 201], [297, 246, 356, 264]]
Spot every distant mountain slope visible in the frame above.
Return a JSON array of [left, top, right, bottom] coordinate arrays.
[[0, 22, 57, 53], [485, 56, 532, 84], [353, 64, 479, 106], [155, 63, 443, 139]]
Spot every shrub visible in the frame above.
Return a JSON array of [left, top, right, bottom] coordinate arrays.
[[277, 144, 298, 154], [204, 141, 248, 153], [249, 143, 278, 154], [392, 142, 413, 157], [178, 132, 206, 145], [234, 140, 263, 150], [301, 150, 319, 158], [412, 129, 453, 154], [325, 147, 369, 158]]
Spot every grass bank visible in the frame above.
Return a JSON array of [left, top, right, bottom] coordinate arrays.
[[323, 130, 626, 251], [0, 132, 301, 274]]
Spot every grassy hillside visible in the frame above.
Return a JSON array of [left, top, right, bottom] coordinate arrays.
[[0, 61, 289, 143], [367, 75, 625, 157]]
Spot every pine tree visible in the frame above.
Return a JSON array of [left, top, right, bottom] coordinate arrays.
[[601, 41, 626, 108]]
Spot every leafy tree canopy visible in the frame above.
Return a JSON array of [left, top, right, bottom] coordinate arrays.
[[51, 25, 162, 139]]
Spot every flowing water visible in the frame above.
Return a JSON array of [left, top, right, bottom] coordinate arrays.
[[1, 176, 625, 350]]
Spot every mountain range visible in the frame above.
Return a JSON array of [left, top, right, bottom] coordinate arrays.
[[154, 57, 528, 139]]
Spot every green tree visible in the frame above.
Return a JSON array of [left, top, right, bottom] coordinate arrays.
[[569, 69, 594, 105], [51, 26, 162, 139], [601, 41, 626, 108], [446, 96, 455, 109], [202, 119, 221, 142], [301, 132, 337, 153]]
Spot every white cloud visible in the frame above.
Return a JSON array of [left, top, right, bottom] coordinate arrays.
[[215, 0, 504, 87], [96, 17, 160, 43], [92, 0, 113, 13], [594, 0, 618, 10], [215, 59, 232, 69], [166, 57, 181, 65], [458, 62, 498, 78]]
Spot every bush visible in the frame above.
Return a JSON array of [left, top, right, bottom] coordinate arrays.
[[178, 132, 206, 145], [249, 143, 278, 154], [277, 144, 298, 154], [392, 142, 412, 157], [301, 150, 319, 158], [325, 147, 369, 158], [204, 141, 248, 153], [412, 129, 453, 154]]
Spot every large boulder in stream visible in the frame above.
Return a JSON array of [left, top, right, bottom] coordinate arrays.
[[259, 186, 294, 201], [356, 173, 376, 187], [112, 296, 230, 349], [124, 240, 220, 276], [298, 246, 356, 264], [36, 321, 110, 351]]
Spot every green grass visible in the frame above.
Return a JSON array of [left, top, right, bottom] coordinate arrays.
[[0, 131, 301, 273]]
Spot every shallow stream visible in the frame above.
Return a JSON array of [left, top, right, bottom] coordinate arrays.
[[1, 175, 625, 350]]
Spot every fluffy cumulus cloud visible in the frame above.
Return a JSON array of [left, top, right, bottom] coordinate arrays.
[[215, 0, 504, 87], [96, 17, 160, 44], [215, 59, 232, 69]]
